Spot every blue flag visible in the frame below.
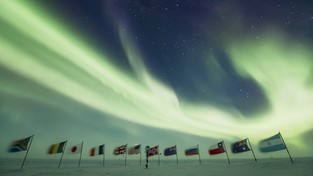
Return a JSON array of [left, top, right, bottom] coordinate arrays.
[[259, 133, 286, 152], [231, 139, 250, 153], [164, 145, 177, 156]]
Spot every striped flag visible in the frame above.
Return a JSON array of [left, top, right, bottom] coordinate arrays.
[[259, 133, 286, 152], [209, 141, 225, 155], [8, 136, 32, 153], [148, 145, 159, 157], [128, 144, 141, 155], [113, 144, 127, 155], [48, 141, 67, 154], [185, 146, 199, 156], [90, 144, 104, 156]]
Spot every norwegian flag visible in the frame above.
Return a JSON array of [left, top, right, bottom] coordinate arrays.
[[148, 145, 159, 157], [113, 144, 127, 155]]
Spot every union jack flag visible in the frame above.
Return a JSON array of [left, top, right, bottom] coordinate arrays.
[[113, 144, 127, 155]]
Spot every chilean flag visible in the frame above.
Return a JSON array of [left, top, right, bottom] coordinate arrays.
[[209, 141, 225, 155]]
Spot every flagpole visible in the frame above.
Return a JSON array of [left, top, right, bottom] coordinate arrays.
[[279, 132, 294, 164], [125, 144, 127, 166], [197, 144, 201, 165], [103, 144, 105, 166], [139, 145, 142, 166], [78, 141, 83, 168], [247, 138, 257, 162], [222, 141, 230, 165], [58, 140, 67, 168], [145, 146, 150, 169], [21, 135, 34, 169], [158, 145, 160, 166], [176, 145, 178, 165]]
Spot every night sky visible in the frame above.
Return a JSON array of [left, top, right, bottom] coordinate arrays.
[[1, 0, 313, 160]]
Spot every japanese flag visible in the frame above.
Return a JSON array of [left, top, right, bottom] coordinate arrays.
[[69, 143, 83, 154]]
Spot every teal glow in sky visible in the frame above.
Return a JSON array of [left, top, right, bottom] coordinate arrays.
[[0, 1, 313, 159]]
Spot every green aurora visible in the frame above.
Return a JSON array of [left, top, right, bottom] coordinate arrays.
[[0, 1, 313, 158]]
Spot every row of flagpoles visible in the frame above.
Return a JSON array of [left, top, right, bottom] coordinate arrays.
[[7, 132, 293, 169]]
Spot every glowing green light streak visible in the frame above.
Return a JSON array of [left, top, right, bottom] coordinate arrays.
[[1, 1, 313, 147], [1, 1, 215, 136], [227, 31, 313, 138]]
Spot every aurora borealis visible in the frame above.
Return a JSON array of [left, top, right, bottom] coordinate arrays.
[[1, 0, 313, 159]]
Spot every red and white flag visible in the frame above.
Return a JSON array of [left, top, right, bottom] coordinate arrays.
[[209, 141, 225, 155], [113, 144, 127, 155], [128, 144, 141, 155], [148, 145, 159, 157], [68, 143, 83, 154]]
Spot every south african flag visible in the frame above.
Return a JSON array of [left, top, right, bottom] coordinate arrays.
[[8, 136, 33, 152]]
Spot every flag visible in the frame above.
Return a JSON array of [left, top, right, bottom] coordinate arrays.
[[113, 144, 127, 155], [90, 144, 104, 156], [164, 145, 177, 156], [231, 139, 250, 153], [259, 133, 286, 152], [48, 141, 67, 154], [8, 136, 32, 153], [209, 141, 225, 155], [69, 143, 83, 154], [185, 146, 199, 156], [128, 144, 141, 155], [148, 145, 159, 157]]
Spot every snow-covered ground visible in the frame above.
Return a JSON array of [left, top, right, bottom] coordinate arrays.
[[0, 158, 312, 176]]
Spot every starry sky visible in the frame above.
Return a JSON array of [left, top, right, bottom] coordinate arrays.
[[0, 0, 313, 160]]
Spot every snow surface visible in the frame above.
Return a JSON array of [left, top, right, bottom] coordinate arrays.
[[0, 158, 312, 176]]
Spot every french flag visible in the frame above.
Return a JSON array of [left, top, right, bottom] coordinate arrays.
[[90, 144, 104, 156]]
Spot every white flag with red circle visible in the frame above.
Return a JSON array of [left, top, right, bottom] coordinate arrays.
[[69, 143, 83, 154]]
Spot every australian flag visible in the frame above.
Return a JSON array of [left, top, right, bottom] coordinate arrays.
[[164, 145, 177, 156], [231, 139, 250, 153]]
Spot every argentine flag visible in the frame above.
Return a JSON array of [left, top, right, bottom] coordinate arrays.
[[259, 133, 286, 152]]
